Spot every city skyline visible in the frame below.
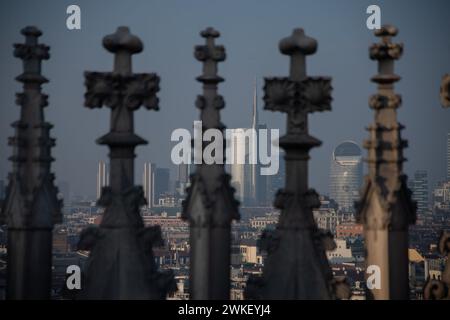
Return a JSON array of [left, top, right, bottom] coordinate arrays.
[[0, 1, 449, 199], [59, 131, 450, 205], [0, 2, 449, 300]]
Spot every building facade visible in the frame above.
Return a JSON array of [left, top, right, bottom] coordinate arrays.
[[96, 161, 109, 200], [154, 167, 170, 203], [412, 170, 429, 214], [329, 141, 363, 212], [433, 180, 450, 211], [143, 162, 156, 209], [229, 82, 271, 207]]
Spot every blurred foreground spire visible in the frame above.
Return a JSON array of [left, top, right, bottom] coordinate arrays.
[[246, 28, 348, 299], [356, 25, 416, 300], [1, 26, 62, 299], [79, 26, 174, 299], [182, 27, 240, 300]]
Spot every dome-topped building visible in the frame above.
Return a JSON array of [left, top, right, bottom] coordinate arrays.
[[329, 141, 363, 212]]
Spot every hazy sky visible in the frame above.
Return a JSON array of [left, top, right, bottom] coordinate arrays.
[[0, 0, 449, 199]]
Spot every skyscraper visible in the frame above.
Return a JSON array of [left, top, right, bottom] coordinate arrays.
[[229, 80, 269, 206], [250, 79, 269, 206], [176, 163, 190, 197], [229, 128, 249, 204], [58, 180, 70, 204], [96, 161, 109, 200], [329, 141, 363, 212], [143, 162, 156, 208], [412, 170, 429, 214], [154, 168, 170, 204], [178, 163, 189, 184]]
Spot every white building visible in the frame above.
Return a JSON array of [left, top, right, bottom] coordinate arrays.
[[326, 239, 353, 261], [143, 162, 156, 208], [96, 161, 109, 200], [329, 141, 363, 212]]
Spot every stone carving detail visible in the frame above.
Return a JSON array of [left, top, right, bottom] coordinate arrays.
[[84, 73, 160, 110], [78, 26, 175, 299], [245, 28, 347, 300]]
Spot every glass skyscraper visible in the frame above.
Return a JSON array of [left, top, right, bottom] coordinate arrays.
[[229, 80, 269, 206], [96, 161, 109, 200], [412, 170, 429, 214], [143, 162, 156, 208], [329, 141, 363, 212]]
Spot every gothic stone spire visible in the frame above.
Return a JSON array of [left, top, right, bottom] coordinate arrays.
[[246, 28, 343, 299], [78, 26, 174, 299], [356, 25, 416, 300], [182, 27, 240, 300], [0, 26, 62, 299]]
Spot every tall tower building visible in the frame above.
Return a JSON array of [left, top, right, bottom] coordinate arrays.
[[96, 161, 109, 200], [329, 141, 363, 212], [178, 163, 189, 184], [250, 79, 269, 206], [412, 170, 429, 214], [230, 128, 249, 204], [255, 125, 269, 206], [249, 79, 259, 204], [230, 80, 270, 206], [143, 162, 156, 208], [58, 181, 70, 205], [176, 163, 190, 197], [154, 168, 170, 204]]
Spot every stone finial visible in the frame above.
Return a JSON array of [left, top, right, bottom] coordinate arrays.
[[370, 25, 403, 62], [103, 26, 143, 54], [246, 28, 337, 300], [1, 26, 61, 299], [79, 26, 173, 299], [279, 28, 317, 56]]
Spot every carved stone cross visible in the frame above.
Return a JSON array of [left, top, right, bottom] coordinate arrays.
[[264, 29, 332, 195], [245, 29, 344, 300], [194, 27, 226, 130], [84, 26, 159, 198], [79, 26, 174, 299]]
